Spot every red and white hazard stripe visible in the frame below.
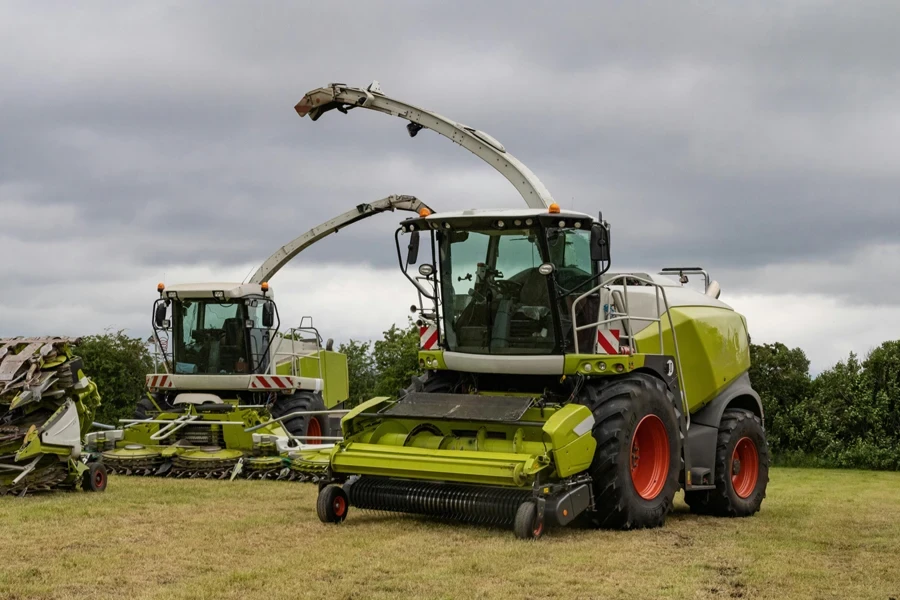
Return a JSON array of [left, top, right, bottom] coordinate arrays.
[[419, 323, 438, 350], [250, 375, 296, 390], [596, 329, 620, 355], [146, 374, 174, 389]]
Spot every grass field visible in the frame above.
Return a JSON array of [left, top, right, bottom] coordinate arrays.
[[1, 468, 899, 600]]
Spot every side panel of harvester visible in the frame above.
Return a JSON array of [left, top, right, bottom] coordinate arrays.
[[275, 349, 349, 408], [631, 306, 751, 413]]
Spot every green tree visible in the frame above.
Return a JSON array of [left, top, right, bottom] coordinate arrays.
[[77, 330, 154, 425], [373, 321, 421, 398], [749, 342, 812, 454], [338, 339, 376, 407]]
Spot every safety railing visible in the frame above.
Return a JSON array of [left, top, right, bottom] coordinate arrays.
[[276, 322, 324, 380], [570, 274, 690, 427]]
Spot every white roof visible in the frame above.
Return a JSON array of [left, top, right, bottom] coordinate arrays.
[[420, 208, 593, 221], [163, 282, 274, 299]]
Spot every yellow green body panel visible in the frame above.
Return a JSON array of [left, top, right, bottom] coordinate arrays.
[[317, 396, 597, 487], [633, 305, 750, 412], [275, 349, 349, 407]]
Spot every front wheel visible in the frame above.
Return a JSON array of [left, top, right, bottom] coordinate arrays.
[[82, 462, 108, 492], [317, 484, 349, 523], [581, 374, 682, 529], [513, 501, 544, 540], [685, 408, 769, 517]]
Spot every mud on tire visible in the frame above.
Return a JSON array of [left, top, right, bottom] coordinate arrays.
[[580, 373, 682, 530], [684, 408, 769, 517]]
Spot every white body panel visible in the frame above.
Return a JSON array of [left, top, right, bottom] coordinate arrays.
[[146, 373, 322, 393], [163, 282, 272, 300], [443, 352, 565, 375], [173, 393, 223, 406], [608, 284, 733, 335], [41, 399, 82, 458]]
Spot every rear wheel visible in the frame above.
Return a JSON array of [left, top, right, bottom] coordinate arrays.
[[684, 408, 769, 517], [82, 462, 108, 492], [270, 391, 327, 443], [317, 484, 349, 523], [581, 374, 681, 529]]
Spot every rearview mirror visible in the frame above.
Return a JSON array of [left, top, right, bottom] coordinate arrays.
[[154, 303, 168, 328], [407, 230, 420, 265], [590, 223, 611, 263], [262, 301, 275, 328]]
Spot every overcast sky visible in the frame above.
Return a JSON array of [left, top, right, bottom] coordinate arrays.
[[1, 1, 898, 374]]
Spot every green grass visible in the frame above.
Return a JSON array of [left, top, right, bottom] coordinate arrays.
[[1, 468, 899, 600]]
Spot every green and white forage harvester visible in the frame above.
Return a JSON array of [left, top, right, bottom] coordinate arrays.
[[291, 82, 770, 538], [1, 337, 107, 495], [88, 196, 431, 480]]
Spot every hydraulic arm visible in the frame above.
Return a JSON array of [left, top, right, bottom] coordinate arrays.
[[249, 194, 430, 284], [295, 82, 554, 210]]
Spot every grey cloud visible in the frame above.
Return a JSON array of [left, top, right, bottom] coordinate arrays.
[[2, 0, 900, 341]]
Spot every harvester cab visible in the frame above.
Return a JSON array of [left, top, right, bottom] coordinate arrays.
[[293, 81, 769, 539], [88, 195, 431, 480], [400, 206, 611, 360]]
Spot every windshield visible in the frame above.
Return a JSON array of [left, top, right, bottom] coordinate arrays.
[[439, 228, 556, 355], [547, 228, 594, 292], [172, 299, 263, 374]]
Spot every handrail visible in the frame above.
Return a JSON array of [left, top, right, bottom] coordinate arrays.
[[570, 274, 689, 428]]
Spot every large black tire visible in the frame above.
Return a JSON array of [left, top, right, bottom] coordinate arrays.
[[580, 373, 681, 530], [684, 408, 769, 517], [134, 393, 173, 419], [270, 391, 328, 441]]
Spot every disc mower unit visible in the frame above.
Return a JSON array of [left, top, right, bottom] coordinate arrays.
[[291, 81, 770, 539], [1, 337, 107, 496]]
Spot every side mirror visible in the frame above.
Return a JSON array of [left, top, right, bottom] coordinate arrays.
[[154, 303, 168, 328], [590, 223, 611, 263], [407, 230, 420, 265], [262, 301, 275, 328]]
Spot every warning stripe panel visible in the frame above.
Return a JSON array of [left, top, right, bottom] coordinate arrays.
[[419, 325, 438, 350], [596, 329, 620, 355], [251, 375, 297, 390]]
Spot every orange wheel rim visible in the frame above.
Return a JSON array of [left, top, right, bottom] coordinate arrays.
[[94, 471, 104, 487], [731, 437, 759, 498], [333, 495, 347, 517], [630, 414, 670, 500], [307, 417, 322, 445]]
